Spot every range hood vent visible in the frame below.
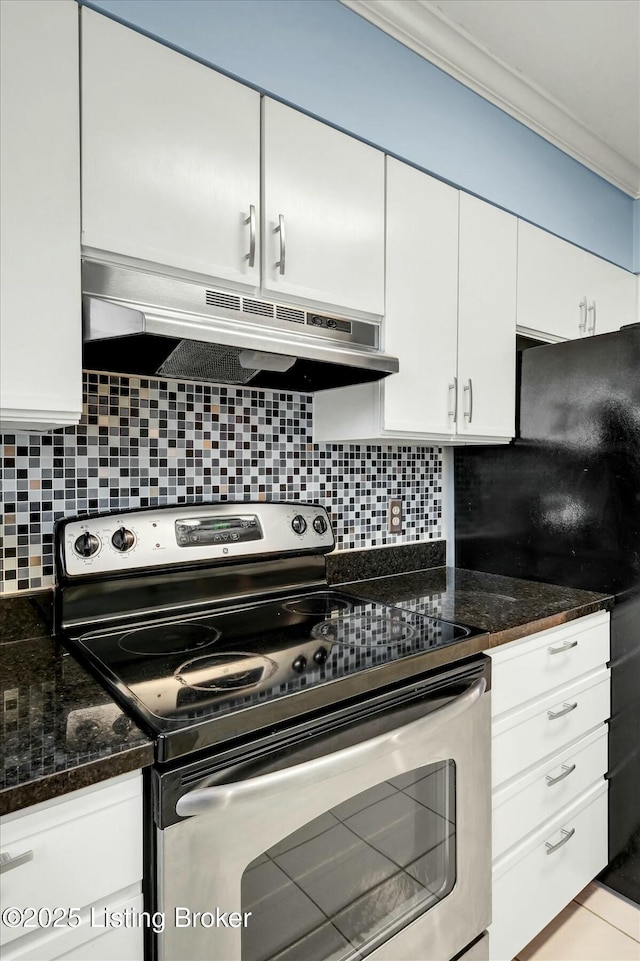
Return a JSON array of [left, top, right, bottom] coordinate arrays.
[[82, 262, 399, 393]]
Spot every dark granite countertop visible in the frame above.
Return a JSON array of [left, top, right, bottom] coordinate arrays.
[[0, 593, 154, 817], [335, 565, 613, 654]]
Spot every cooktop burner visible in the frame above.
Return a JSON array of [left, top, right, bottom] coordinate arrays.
[[174, 652, 277, 692], [283, 594, 353, 617], [119, 623, 221, 656], [312, 611, 416, 646]]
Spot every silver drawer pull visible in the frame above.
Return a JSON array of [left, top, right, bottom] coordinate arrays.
[[547, 701, 578, 720], [244, 204, 256, 268], [546, 763, 576, 786], [548, 640, 578, 655], [545, 827, 575, 855], [274, 214, 286, 275], [0, 850, 34, 874]]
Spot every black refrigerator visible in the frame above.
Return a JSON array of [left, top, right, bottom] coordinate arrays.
[[455, 324, 640, 905]]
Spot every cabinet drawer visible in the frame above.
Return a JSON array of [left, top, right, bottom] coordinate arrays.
[[488, 612, 609, 717], [493, 725, 608, 859], [492, 668, 609, 787], [1, 773, 142, 948], [491, 782, 608, 961]]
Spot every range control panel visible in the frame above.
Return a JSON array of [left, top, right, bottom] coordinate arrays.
[[60, 503, 334, 578]]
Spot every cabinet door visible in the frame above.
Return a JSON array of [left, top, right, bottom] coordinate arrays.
[[517, 220, 593, 341], [0, 0, 81, 432], [383, 159, 459, 434], [262, 98, 385, 315], [587, 257, 637, 335], [457, 195, 517, 440], [81, 9, 260, 287]]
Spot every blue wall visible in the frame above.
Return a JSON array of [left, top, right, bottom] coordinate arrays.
[[83, 0, 637, 272]]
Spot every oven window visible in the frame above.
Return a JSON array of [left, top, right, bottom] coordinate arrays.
[[241, 759, 456, 961]]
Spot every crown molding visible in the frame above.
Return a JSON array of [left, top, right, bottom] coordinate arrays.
[[341, 0, 640, 198]]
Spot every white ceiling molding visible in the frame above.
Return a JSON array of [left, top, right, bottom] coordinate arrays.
[[341, 0, 640, 197]]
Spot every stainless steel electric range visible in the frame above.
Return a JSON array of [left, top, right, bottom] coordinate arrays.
[[55, 503, 491, 961]]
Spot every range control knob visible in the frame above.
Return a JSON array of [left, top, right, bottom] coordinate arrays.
[[291, 515, 307, 535], [313, 515, 328, 535], [111, 527, 135, 552], [292, 655, 307, 674], [313, 646, 329, 665], [74, 532, 100, 558]]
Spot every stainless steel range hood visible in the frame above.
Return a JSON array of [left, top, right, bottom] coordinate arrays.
[[82, 262, 398, 392]]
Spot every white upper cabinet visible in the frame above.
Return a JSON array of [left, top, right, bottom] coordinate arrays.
[[81, 8, 261, 288], [261, 98, 385, 316], [456, 194, 517, 440], [314, 164, 517, 446], [0, 0, 82, 432], [517, 220, 636, 341]]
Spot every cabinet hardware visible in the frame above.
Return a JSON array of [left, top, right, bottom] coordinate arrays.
[[448, 377, 458, 423], [244, 204, 256, 268], [587, 301, 597, 335], [463, 379, 473, 423], [0, 849, 34, 874], [546, 763, 576, 786], [545, 827, 575, 854], [547, 701, 578, 720], [275, 214, 286, 275], [578, 297, 588, 333], [547, 640, 578, 655]]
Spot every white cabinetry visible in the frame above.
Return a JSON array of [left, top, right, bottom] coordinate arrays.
[[261, 98, 385, 316], [0, 772, 143, 961], [81, 8, 261, 289], [517, 220, 636, 341], [0, 0, 82, 432], [486, 612, 610, 961], [314, 164, 516, 445]]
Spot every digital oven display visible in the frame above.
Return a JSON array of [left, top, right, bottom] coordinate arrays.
[[175, 515, 263, 547]]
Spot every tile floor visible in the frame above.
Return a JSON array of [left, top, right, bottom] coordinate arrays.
[[517, 882, 640, 960]]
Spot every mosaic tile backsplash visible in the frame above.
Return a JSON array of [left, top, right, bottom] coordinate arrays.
[[0, 372, 443, 594]]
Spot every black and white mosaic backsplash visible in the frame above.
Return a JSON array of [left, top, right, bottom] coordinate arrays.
[[0, 372, 443, 594]]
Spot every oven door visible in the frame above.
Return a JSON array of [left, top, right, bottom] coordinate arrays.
[[156, 662, 491, 961]]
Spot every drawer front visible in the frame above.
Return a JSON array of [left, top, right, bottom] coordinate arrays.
[[1, 774, 142, 948], [493, 725, 608, 859], [489, 613, 609, 718], [491, 785, 608, 961], [492, 672, 609, 787]]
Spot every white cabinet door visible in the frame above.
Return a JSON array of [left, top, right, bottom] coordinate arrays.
[[262, 98, 385, 316], [0, 0, 82, 432], [457, 195, 517, 440], [382, 158, 459, 435], [81, 9, 260, 288], [587, 257, 637, 335], [517, 220, 592, 341]]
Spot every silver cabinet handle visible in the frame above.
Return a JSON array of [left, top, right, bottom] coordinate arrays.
[[547, 701, 578, 720], [588, 301, 597, 335], [274, 214, 286, 275], [578, 297, 588, 333], [176, 677, 486, 818], [545, 827, 575, 854], [463, 379, 473, 422], [548, 640, 578, 655], [0, 849, 34, 874], [448, 377, 458, 423], [244, 204, 256, 268], [546, 763, 576, 786]]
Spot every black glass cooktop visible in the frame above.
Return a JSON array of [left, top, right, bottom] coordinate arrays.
[[65, 590, 484, 762]]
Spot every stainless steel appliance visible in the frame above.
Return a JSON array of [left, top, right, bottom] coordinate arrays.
[[82, 261, 399, 391], [55, 503, 491, 961]]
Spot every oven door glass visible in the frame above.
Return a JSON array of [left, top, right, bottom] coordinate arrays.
[[241, 759, 456, 961]]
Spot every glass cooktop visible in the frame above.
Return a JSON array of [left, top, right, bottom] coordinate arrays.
[[66, 590, 485, 761]]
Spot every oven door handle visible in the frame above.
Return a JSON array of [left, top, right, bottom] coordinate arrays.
[[175, 676, 486, 818]]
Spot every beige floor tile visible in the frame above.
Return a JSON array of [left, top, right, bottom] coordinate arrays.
[[575, 882, 640, 943], [516, 901, 640, 961]]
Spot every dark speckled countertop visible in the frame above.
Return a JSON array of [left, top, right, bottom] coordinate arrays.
[[0, 593, 153, 816], [336, 565, 613, 652]]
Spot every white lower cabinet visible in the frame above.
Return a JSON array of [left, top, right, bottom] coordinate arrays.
[[0, 772, 143, 961], [486, 611, 610, 961]]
